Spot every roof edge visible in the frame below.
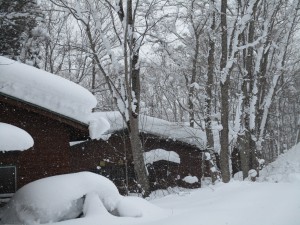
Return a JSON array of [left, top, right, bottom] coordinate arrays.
[[0, 93, 89, 132]]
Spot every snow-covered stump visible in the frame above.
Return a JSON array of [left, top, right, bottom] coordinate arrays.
[[248, 169, 258, 181]]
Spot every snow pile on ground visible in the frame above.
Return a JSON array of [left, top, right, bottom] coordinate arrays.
[[0, 172, 120, 224], [0, 122, 34, 151], [258, 143, 300, 183], [93, 111, 206, 149], [0, 172, 170, 225], [144, 149, 180, 164]]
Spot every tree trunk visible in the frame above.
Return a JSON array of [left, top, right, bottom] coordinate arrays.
[[239, 0, 259, 179], [188, 34, 199, 128], [126, 0, 150, 197], [219, 0, 231, 183], [206, 0, 219, 183]]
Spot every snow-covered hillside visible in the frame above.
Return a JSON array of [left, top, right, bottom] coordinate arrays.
[[1, 144, 300, 225], [258, 144, 300, 183]]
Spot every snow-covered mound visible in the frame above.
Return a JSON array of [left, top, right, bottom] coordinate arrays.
[[0, 172, 121, 224], [0, 172, 169, 224], [0, 56, 96, 124], [93, 111, 206, 149], [0, 122, 34, 151], [258, 143, 300, 183]]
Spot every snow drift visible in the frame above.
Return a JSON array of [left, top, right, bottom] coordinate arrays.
[[258, 143, 300, 183]]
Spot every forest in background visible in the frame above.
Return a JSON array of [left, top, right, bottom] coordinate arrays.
[[1, 0, 300, 195]]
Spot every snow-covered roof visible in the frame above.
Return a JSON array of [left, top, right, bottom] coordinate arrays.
[[0, 56, 109, 139], [0, 57, 204, 144], [0, 122, 34, 151], [0, 56, 96, 124], [93, 111, 206, 149]]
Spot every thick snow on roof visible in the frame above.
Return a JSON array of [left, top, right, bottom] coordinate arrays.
[[0, 56, 96, 124], [0, 122, 34, 151], [144, 149, 180, 164], [93, 111, 206, 149]]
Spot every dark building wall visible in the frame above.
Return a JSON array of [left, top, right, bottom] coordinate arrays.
[[0, 100, 73, 189], [70, 132, 206, 192], [0, 95, 210, 194]]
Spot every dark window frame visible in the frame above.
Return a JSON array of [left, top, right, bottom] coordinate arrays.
[[0, 165, 17, 196]]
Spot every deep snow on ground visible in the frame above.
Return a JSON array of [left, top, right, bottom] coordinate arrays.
[[258, 144, 300, 183], [1, 145, 300, 225]]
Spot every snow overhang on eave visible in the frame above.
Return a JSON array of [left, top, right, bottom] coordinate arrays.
[[0, 93, 90, 140], [0, 122, 34, 152]]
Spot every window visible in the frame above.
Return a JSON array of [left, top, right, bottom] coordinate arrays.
[[0, 166, 16, 195]]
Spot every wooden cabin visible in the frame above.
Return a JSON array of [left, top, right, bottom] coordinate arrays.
[[1, 93, 210, 195], [0, 56, 214, 196], [0, 93, 90, 195], [0, 56, 99, 198], [70, 129, 213, 194]]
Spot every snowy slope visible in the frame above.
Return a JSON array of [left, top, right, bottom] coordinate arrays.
[[258, 143, 300, 183]]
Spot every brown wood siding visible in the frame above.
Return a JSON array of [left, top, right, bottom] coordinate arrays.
[[71, 132, 206, 192], [0, 95, 209, 193], [0, 100, 74, 189]]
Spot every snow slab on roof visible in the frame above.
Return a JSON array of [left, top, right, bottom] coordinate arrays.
[[144, 149, 180, 164], [92, 111, 206, 149], [0, 56, 96, 124], [0, 56, 109, 139], [0, 122, 33, 151]]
